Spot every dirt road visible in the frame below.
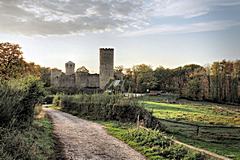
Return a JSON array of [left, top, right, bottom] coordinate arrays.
[[44, 108, 146, 160]]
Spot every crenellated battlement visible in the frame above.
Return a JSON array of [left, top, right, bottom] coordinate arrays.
[[100, 48, 114, 51]]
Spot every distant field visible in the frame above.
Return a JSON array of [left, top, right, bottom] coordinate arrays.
[[143, 101, 240, 126], [141, 96, 240, 159]]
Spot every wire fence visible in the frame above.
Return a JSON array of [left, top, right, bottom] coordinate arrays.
[[157, 118, 240, 141]]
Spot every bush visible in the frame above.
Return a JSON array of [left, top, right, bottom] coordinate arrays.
[[60, 94, 165, 130], [0, 119, 55, 160], [0, 76, 45, 128], [43, 95, 54, 104], [53, 94, 62, 106], [122, 128, 205, 160]]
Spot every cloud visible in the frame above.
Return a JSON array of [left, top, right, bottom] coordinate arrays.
[[0, 0, 239, 36], [121, 21, 240, 37], [149, 0, 240, 18], [0, 0, 149, 36]]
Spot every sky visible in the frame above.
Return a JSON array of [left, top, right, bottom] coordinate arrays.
[[0, 0, 240, 73]]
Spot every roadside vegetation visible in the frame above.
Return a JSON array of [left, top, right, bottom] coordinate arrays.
[[0, 77, 56, 160], [0, 118, 55, 160], [59, 94, 164, 130], [101, 121, 205, 160], [0, 43, 56, 160]]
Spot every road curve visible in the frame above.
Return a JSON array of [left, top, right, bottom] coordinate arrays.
[[44, 108, 146, 160]]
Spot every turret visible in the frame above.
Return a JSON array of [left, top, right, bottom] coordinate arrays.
[[65, 61, 75, 75]]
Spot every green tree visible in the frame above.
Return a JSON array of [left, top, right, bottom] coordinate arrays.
[[132, 64, 157, 92], [40, 67, 51, 87], [154, 66, 173, 92]]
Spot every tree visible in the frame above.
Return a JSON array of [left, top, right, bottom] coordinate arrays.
[[0, 42, 24, 80], [0, 42, 40, 80], [154, 66, 173, 92], [115, 65, 124, 73], [40, 67, 51, 87], [123, 68, 134, 92], [132, 64, 157, 92], [186, 78, 202, 100]]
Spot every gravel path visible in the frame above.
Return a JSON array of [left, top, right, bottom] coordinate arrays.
[[44, 108, 146, 160]]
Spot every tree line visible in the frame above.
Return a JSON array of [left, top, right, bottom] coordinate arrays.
[[120, 60, 240, 104]]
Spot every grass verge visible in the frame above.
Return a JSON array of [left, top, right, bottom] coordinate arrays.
[[100, 121, 206, 160], [0, 118, 56, 160], [175, 135, 240, 160]]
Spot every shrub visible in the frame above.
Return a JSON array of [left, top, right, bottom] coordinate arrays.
[[60, 94, 165, 130], [122, 128, 205, 160], [53, 94, 62, 106], [0, 119, 55, 160], [124, 128, 172, 148], [0, 76, 45, 128], [43, 95, 54, 104]]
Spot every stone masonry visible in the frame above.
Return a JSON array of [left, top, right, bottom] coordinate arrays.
[[99, 48, 114, 89]]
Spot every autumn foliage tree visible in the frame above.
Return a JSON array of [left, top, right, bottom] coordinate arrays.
[[0, 42, 40, 80]]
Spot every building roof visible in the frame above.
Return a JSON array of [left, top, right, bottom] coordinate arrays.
[[76, 66, 89, 73], [66, 61, 75, 64]]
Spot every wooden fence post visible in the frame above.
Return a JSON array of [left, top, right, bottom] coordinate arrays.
[[196, 126, 200, 136], [137, 115, 140, 129]]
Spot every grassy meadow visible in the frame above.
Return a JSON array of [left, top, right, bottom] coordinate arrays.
[[143, 100, 240, 126], [141, 96, 240, 159]]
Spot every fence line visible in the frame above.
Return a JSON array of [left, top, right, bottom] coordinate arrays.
[[157, 118, 240, 137], [157, 118, 240, 129]]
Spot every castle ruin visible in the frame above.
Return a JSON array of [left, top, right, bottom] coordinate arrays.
[[50, 48, 114, 90]]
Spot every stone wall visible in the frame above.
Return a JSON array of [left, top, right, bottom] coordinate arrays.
[[99, 48, 114, 89], [87, 74, 99, 88], [58, 74, 75, 88], [76, 72, 99, 88], [50, 69, 62, 87]]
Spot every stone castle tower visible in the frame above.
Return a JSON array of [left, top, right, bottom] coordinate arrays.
[[99, 48, 114, 89], [65, 61, 75, 75]]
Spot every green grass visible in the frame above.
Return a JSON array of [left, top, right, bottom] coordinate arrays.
[[100, 121, 205, 160], [0, 118, 56, 160], [143, 101, 240, 126], [175, 135, 240, 160], [49, 105, 62, 110], [142, 97, 240, 159]]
